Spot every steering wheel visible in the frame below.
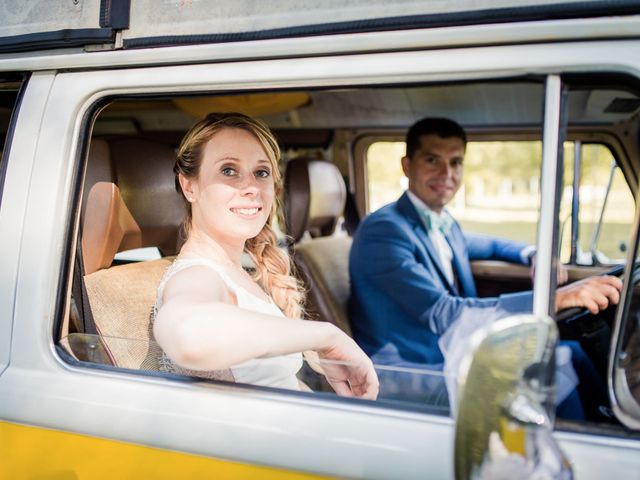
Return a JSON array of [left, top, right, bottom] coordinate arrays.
[[554, 263, 625, 324]]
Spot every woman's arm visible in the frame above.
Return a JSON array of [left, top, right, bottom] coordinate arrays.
[[154, 265, 378, 399]]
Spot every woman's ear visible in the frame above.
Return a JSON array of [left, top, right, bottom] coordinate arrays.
[[178, 173, 197, 202]]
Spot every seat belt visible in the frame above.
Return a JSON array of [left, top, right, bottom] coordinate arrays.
[[343, 180, 361, 236], [72, 237, 97, 335]]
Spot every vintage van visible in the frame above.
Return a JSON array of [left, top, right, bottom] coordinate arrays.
[[2, 1, 640, 478]]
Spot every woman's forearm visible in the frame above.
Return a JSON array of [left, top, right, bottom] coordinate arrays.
[[154, 300, 339, 371]]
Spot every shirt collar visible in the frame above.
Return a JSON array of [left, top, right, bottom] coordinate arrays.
[[406, 190, 453, 234]]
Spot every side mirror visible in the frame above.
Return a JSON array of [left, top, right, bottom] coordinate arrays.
[[453, 314, 572, 479]]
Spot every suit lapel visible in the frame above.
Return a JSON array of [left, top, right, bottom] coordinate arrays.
[[397, 193, 458, 295], [445, 222, 477, 297]]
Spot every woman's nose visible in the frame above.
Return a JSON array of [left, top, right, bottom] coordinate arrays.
[[239, 173, 260, 195]]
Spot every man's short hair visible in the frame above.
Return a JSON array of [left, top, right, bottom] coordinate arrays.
[[405, 118, 467, 159]]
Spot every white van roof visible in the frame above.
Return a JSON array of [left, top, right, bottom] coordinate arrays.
[[1, 0, 638, 53]]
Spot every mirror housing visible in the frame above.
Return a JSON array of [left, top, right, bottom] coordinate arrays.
[[454, 314, 572, 479]]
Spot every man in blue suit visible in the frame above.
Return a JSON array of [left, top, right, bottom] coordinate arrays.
[[349, 117, 622, 417]]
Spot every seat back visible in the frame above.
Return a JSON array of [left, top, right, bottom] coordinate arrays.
[[78, 138, 234, 382], [78, 137, 183, 369], [283, 158, 352, 335], [83, 257, 172, 368], [108, 138, 185, 256], [82, 138, 185, 263], [82, 182, 142, 275], [294, 236, 352, 335]]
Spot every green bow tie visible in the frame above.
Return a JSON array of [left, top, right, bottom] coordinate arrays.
[[419, 209, 453, 235]]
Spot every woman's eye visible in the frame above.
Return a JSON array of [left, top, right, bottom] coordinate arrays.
[[221, 167, 236, 176], [255, 169, 271, 178]]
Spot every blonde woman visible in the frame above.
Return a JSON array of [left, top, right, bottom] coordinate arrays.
[[153, 113, 378, 399]]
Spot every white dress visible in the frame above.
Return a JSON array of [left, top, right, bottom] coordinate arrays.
[[153, 258, 303, 390]]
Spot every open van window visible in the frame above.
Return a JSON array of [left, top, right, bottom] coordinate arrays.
[[59, 91, 453, 413], [54, 76, 638, 430]]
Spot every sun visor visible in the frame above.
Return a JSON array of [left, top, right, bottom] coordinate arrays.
[[174, 93, 310, 119]]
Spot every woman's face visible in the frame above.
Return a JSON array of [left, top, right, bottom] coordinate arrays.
[[182, 127, 275, 243]]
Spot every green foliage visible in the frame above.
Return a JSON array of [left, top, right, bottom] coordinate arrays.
[[366, 139, 634, 263], [465, 141, 541, 195]]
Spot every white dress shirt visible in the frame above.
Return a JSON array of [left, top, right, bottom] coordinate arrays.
[[406, 190, 455, 286]]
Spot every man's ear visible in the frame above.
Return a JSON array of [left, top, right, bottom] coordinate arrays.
[[401, 156, 411, 177], [178, 173, 197, 201]]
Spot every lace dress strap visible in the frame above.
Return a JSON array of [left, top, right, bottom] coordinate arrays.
[[155, 258, 242, 310]]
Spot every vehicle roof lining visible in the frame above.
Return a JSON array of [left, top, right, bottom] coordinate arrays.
[[93, 79, 640, 138]]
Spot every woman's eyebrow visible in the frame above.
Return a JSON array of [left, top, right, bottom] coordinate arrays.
[[214, 156, 241, 164], [213, 157, 271, 165]]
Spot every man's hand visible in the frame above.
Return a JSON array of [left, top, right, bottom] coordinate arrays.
[[529, 254, 569, 285], [555, 275, 623, 314]]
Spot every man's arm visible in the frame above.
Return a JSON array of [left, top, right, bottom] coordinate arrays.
[[352, 218, 532, 335], [464, 231, 532, 265]]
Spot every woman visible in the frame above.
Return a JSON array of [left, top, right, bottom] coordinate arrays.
[[152, 112, 378, 399]]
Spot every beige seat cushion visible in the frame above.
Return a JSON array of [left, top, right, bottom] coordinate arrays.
[[84, 258, 172, 369], [294, 235, 352, 335], [84, 257, 234, 382]]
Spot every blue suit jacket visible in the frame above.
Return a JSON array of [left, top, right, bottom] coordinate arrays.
[[349, 192, 534, 365]]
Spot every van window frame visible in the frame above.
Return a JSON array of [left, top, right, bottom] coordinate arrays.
[[41, 63, 639, 438], [0, 73, 29, 210], [610, 179, 640, 429], [0, 73, 29, 376], [55, 90, 454, 418]]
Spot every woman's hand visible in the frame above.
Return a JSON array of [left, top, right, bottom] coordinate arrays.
[[316, 326, 379, 400]]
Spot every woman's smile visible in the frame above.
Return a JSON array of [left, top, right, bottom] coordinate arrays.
[[230, 206, 263, 219]]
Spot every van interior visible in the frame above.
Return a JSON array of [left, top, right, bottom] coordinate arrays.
[[46, 74, 640, 424]]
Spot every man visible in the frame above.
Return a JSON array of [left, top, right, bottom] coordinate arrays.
[[349, 118, 621, 416]]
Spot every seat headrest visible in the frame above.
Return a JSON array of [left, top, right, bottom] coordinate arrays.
[[82, 138, 116, 218], [284, 158, 346, 243], [82, 137, 185, 273], [82, 182, 142, 275]]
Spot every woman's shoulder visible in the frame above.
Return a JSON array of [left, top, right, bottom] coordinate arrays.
[[158, 258, 234, 307]]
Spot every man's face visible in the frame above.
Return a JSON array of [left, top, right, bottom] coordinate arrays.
[[401, 134, 464, 213]]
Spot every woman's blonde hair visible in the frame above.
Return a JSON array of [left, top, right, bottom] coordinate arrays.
[[174, 112, 305, 319]]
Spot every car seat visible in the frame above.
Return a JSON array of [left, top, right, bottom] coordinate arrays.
[[71, 137, 232, 380], [283, 157, 352, 335]]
